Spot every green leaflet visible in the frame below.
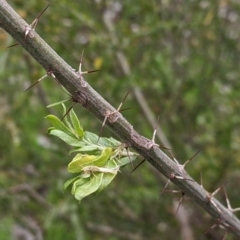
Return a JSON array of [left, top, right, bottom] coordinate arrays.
[[115, 155, 138, 167], [93, 147, 112, 166], [47, 99, 69, 108], [74, 174, 102, 201], [46, 111, 83, 139], [97, 160, 119, 192], [62, 104, 74, 131], [83, 131, 121, 148], [69, 145, 100, 155], [83, 131, 99, 144], [46, 115, 76, 138], [70, 108, 83, 137], [63, 176, 80, 190], [68, 154, 97, 173], [71, 178, 89, 195], [49, 130, 85, 147], [67, 147, 112, 173]]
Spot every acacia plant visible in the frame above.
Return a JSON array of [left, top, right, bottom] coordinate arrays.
[[1, 1, 240, 238]]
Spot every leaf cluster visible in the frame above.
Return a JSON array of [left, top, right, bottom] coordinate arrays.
[[46, 104, 138, 201]]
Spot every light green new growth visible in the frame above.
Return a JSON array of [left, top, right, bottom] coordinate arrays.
[[46, 104, 139, 201]]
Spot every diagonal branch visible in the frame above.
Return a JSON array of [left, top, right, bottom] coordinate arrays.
[[1, 0, 240, 237]]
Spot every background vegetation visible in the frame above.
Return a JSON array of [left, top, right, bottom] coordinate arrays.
[[1, 0, 240, 239]]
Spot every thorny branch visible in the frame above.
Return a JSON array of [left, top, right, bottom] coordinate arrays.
[[1, 1, 240, 238]]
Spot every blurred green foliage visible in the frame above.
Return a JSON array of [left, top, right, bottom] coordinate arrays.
[[1, 0, 240, 239]]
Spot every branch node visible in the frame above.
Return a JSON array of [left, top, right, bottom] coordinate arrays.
[[97, 90, 131, 141], [24, 4, 50, 39], [205, 185, 223, 214], [75, 49, 100, 87]]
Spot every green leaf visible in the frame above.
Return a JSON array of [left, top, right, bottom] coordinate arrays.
[[74, 174, 102, 201], [68, 153, 98, 173], [62, 104, 74, 131], [98, 161, 119, 192], [69, 145, 100, 154], [70, 108, 84, 137], [68, 147, 112, 172], [117, 155, 138, 167], [47, 99, 69, 108], [83, 131, 99, 144], [97, 137, 113, 147], [47, 126, 55, 133], [97, 137, 121, 148], [46, 115, 76, 138], [108, 137, 121, 146], [83, 132, 121, 148], [49, 129, 85, 147], [71, 178, 89, 195], [69, 147, 97, 156], [64, 176, 80, 190], [94, 147, 112, 167], [101, 137, 121, 148]]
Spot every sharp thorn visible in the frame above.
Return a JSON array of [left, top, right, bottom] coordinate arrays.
[[78, 49, 84, 74], [97, 91, 130, 142], [130, 159, 146, 174], [212, 185, 222, 197], [87, 69, 100, 74], [175, 192, 185, 215], [152, 115, 160, 142], [175, 176, 194, 182], [159, 145, 170, 150], [61, 104, 75, 121], [160, 178, 171, 198], [24, 81, 40, 92], [117, 90, 131, 111], [222, 231, 228, 240], [223, 186, 231, 211], [204, 223, 217, 235], [7, 43, 19, 48], [97, 115, 108, 142], [126, 147, 134, 169], [222, 187, 240, 212], [80, 49, 84, 65], [25, 3, 50, 38], [122, 89, 131, 103], [182, 149, 201, 168], [119, 107, 132, 112], [167, 150, 175, 161], [36, 3, 50, 21], [24, 74, 48, 92]]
